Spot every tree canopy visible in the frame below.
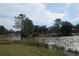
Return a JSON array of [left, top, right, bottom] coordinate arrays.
[[13, 14, 34, 38], [52, 18, 73, 36], [60, 21, 73, 36]]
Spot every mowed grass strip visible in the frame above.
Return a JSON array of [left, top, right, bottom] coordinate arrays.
[[0, 43, 64, 56]]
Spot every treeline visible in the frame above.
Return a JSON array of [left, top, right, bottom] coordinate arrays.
[[0, 25, 9, 35], [13, 14, 79, 37], [1, 14, 79, 37]]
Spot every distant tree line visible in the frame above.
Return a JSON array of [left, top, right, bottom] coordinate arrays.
[[1, 13, 79, 38], [0, 25, 9, 35]]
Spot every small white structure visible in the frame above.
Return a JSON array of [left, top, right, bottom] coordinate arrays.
[[9, 32, 21, 41]]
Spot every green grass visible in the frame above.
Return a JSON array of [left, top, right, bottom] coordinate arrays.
[[0, 43, 64, 56], [0, 36, 64, 56]]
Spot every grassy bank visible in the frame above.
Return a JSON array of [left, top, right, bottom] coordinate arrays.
[[0, 41, 64, 56], [0, 36, 64, 56]]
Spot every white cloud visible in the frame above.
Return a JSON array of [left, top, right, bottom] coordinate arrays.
[[63, 3, 79, 22], [0, 3, 65, 30], [0, 17, 15, 30]]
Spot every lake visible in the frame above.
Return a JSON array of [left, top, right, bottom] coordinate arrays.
[[34, 36, 79, 52]]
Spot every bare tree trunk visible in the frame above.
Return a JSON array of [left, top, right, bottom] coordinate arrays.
[[20, 33, 22, 40]]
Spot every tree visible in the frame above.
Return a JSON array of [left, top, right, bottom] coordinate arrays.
[[13, 14, 34, 38], [13, 14, 26, 39], [33, 25, 48, 37], [53, 18, 62, 35], [13, 14, 26, 31], [60, 21, 73, 36], [75, 24, 79, 29], [33, 25, 40, 37], [21, 17, 33, 37], [39, 25, 48, 34], [52, 18, 73, 36]]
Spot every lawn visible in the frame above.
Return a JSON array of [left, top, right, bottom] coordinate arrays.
[[0, 43, 64, 56], [0, 36, 64, 56]]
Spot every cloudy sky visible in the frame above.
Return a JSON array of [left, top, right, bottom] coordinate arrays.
[[0, 3, 79, 30]]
